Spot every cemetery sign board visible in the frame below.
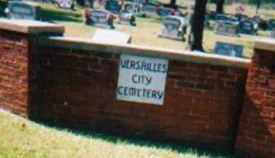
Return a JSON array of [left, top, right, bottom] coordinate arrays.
[[117, 55, 168, 105], [7, 1, 40, 20]]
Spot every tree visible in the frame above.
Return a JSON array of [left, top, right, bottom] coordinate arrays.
[[189, 0, 208, 51], [169, 0, 177, 7], [216, 0, 225, 14]]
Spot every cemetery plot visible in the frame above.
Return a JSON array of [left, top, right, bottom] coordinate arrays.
[[56, 0, 74, 10], [239, 19, 258, 35], [158, 16, 187, 41], [85, 9, 115, 29], [215, 21, 240, 37], [7, 1, 41, 20], [213, 42, 244, 58]]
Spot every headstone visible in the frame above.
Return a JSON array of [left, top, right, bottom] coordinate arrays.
[[158, 16, 186, 41], [140, 2, 160, 16], [7, 1, 41, 20], [157, 7, 172, 17], [105, 0, 121, 14], [118, 4, 136, 26], [56, 0, 74, 10], [268, 19, 275, 30], [213, 42, 244, 58], [239, 19, 258, 35], [235, 13, 248, 22], [271, 29, 275, 39], [92, 29, 131, 44], [117, 54, 168, 105], [215, 21, 239, 37], [87, 9, 115, 29]]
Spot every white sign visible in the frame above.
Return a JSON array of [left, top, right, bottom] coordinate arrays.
[[117, 55, 169, 105]]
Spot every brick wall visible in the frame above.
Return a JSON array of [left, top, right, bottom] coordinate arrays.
[[32, 44, 248, 150], [235, 48, 275, 157], [0, 30, 32, 116]]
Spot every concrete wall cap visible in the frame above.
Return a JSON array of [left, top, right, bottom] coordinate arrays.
[[0, 18, 64, 34], [254, 38, 275, 52], [38, 36, 251, 69]]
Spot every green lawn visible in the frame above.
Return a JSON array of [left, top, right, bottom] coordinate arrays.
[[0, 110, 232, 158]]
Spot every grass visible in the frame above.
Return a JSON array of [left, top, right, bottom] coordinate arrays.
[[0, 109, 233, 158]]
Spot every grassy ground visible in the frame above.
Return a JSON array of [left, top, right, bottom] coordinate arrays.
[[0, 110, 233, 158]]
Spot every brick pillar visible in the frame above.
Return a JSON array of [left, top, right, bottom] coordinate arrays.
[[235, 39, 275, 157], [0, 19, 64, 117]]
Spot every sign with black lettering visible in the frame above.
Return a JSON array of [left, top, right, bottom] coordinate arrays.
[[117, 55, 168, 105]]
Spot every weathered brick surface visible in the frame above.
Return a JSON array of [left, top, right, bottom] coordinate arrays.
[[235, 49, 275, 158], [0, 30, 31, 116], [32, 45, 248, 150]]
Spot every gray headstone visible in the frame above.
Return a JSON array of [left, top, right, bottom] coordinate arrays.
[[7, 1, 40, 20], [105, 0, 121, 14], [140, 2, 160, 15], [268, 19, 275, 30], [56, 0, 74, 9], [239, 20, 257, 35], [213, 42, 244, 58], [118, 4, 136, 26], [88, 9, 115, 29], [92, 29, 131, 44], [159, 16, 186, 41], [215, 21, 239, 37], [271, 29, 275, 39]]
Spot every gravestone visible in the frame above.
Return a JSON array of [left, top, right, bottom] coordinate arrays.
[[118, 11, 136, 26], [7, 1, 41, 20], [157, 7, 173, 17], [105, 0, 121, 14], [140, 2, 160, 16], [239, 19, 258, 35], [87, 9, 115, 29], [268, 19, 275, 30], [124, 3, 139, 13], [158, 16, 186, 41], [213, 42, 244, 58], [56, 0, 74, 10], [92, 29, 131, 44], [118, 4, 136, 26], [271, 29, 275, 39], [215, 21, 240, 37]]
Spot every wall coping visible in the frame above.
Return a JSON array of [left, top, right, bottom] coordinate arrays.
[[254, 38, 275, 52], [38, 36, 251, 69], [0, 18, 64, 35]]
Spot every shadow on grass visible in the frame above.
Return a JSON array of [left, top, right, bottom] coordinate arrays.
[[32, 119, 235, 158], [41, 7, 82, 23]]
